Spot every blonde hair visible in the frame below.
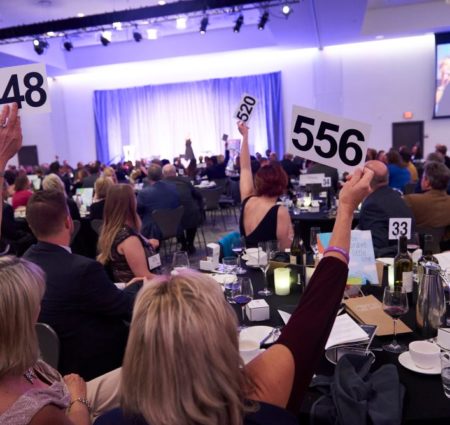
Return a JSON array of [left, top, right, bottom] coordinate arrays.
[[121, 270, 254, 425], [42, 173, 66, 196], [103, 166, 118, 184], [97, 184, 141, 264], [0, 256, 45, 378], [94, 176, 114, 201]]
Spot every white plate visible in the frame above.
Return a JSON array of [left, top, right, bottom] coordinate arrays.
[[241, 348, 265, 364], [210, 273, 237, 285], [398, 351, 441, 375], [240, 326, 279, 345]]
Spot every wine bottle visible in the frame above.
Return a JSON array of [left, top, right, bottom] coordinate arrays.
[[417, 234, 439, 287], [394, 235, 413, 298], [290, 222, 306, 288]]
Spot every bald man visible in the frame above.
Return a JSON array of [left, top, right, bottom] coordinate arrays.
[[358, 160, 415, 257], [162, 164, 203, 254]]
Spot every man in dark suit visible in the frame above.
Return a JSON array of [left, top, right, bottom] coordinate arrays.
[[162, 164, 203, 254], [280, 153, 300, 177], [137, 163, 180, 239], [358, 160, 415, 257], [23, 190, 135, 380]]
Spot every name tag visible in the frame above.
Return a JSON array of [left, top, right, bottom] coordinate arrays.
[[148, 254, 161, 270]]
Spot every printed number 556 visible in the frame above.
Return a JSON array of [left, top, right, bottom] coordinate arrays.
[[292, 115, 365, 167]]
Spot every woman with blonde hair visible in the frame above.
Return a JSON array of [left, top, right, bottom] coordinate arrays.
[[90, 176, 114, 220], [42, 173, 80, 219], [96, 167, 374, 425], [97, 184, 158, 282], [103, 166, 118, 184]]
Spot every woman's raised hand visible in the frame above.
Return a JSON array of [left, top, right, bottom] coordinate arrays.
[[237, 121, 248, 137], [0, 103, 22, 168], [338, 167, 373, 214]]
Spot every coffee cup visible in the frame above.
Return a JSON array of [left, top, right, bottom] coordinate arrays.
[[437, 328, 450, 350], [239, 339, 260, 363], [409, 341, 440, 369]]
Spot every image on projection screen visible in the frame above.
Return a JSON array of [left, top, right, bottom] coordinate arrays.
[[435, 42, 450, 118]]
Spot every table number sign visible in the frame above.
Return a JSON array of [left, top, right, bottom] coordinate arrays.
[[290, 105, 371, 171], [322, 177, 332, 188], [234, 93, 257, 123], [388, 218, 412, 240], [0, 63, 50, 114]]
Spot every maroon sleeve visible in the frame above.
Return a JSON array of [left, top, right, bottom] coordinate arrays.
[[276, 256, 348, 413]]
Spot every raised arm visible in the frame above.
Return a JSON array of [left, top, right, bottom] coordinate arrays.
[[0, 104, 23, 237], [237, 121, 255, 200], [245, 167, 373, 412]]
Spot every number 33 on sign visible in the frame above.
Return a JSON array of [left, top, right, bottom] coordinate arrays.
[[0, 63, 51, 114], [290, 105, 371, 171]]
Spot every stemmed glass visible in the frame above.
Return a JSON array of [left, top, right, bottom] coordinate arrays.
[[382, 287, 409, 353], [257, 240, 278, 296], [310, 227, 321, 259], [407, 232, 420, 254], [172, 251, 190, 271], [231, 237, 246, 275], [233, 277, 254, 329]]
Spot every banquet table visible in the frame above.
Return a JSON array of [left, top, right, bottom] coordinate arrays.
[[235, 263, 450, 425]]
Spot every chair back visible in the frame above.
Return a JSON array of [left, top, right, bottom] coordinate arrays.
[[35, 322, 60, 369], [90, 219, 103, 236], [71, 219, 81, 244], [200, 187, 223, 210], [152, 206, 185, 240], [417, 226, 446, 253]]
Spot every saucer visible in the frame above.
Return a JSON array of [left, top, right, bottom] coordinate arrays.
[[240, 326, 279, 345], [398, 351, 441, 375]]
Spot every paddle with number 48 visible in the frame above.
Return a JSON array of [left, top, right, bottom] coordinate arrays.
[[0, 63, 50, 114], [290, 105, 371, 171]]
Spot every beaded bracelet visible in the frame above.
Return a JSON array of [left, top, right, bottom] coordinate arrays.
[[323, 246, 350, 263], [69, 397, 91, 412]]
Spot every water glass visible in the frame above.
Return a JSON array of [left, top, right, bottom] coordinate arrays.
[[222, 256, 237, 273], [172, 251, 190, 271], [441, 352, 450, 398], [310, 227, 321, 258], [224, 275, 239, 304], [231, 237, 246, 275], [233, 277, 254, 328]]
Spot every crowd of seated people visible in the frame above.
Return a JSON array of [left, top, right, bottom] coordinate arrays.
[[0, 102, 380, 425]]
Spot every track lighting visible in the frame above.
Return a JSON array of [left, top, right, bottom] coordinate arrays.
[[258, 11, 269, 30], [133, 30, 142, 42], [199, 16, 209, 35], [33, 38, 48, 55], [233, 15, 244, 33], [281, 4, 292, 16], [100, 31, 111, 46], [63, 37, 73, 51]]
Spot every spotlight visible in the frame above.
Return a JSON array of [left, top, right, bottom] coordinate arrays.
[[33, 38, 48, 55], [63, 39, 73, 52], [199, 16, 209, 35], [100, 31, 111, 46], [281, 4, 292, 16], [112, 22, 123, 31], [176, 17, 187, 30], [258, 11, 269, 30], [233, 14, 244, 33], [133, 30, 142, 42]]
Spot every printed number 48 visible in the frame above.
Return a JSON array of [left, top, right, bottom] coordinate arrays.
[[292, 115, 365, 166], [0, 72, 47, 108]]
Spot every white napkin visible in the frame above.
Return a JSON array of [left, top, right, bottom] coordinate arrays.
[[278, 310, 291, 325]]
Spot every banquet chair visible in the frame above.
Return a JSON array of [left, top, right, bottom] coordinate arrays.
[[200, 186, 227, 230], [417, 226, 446, 254], [152, 206, 184, 260], [90, 219, 103, 236], [36, 322, 60, 369], [70, 219, 81, 244]]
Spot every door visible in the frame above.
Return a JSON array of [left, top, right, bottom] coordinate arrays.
[[392, 121, 424, 152]]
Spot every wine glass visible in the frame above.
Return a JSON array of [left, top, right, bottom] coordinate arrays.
[[222, 256, 237, 274], [407, 232, 420, 254], [382, 287, 409, 353], [172, 251, 190, 271], [231, 237, 246, 275], [310, 227, 321, 259], [233, 277, 254, 329], [257, 240, 278, 296]]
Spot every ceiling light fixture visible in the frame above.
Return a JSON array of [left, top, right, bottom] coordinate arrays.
[[147, 28, 158, 40], [158, 0, 166, 4], [100, 30, 112, 46], [281, 4, 291, 16], [199, 16, 209, 35], [233, 14, 244, 33], [112, 22, 123, 30], [176, 16, 187, 30], [76, 12, 85, 18], [133, 29, 143, 42], [258, 11, 269, 30], [63, 37, 73, 51], [33, 38, 49, 55]]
